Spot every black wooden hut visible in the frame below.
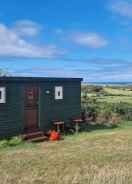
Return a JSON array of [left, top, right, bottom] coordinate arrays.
[[0, 77, 82, 138]]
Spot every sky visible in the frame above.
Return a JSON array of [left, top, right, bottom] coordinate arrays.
[[0, 0, 132, 82]]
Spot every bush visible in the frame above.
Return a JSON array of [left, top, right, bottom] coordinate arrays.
[[8, 136, 23, 146], [114, 102, 132, 121], [0, 136, 23, 149], [96, 113, 121, 127], [82, 98, 121, 127], [109, 114, 121, 126], [0, 140, 8, 148], [81, 85, 132, 126]]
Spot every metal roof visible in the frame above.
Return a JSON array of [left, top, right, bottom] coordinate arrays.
[[0, 76, 83, 82]]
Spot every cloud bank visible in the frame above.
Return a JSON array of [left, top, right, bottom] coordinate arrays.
[[13, 20, 42, 37], [110, 1, 132, 18], [71, 32, 108, 48], [0, 20, 63, 59]]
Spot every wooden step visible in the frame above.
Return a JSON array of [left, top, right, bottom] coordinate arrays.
[[28, 136, 49, 143], [22, 131, 44, 140]]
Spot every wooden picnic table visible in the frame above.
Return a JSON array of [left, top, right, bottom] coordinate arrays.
[[53, 121, 64, 133]]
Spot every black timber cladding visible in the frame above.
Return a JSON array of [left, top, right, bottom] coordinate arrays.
[[0, 77, 82, 138]]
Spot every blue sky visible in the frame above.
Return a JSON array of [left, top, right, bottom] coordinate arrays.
[[0, 0, 132, 82]]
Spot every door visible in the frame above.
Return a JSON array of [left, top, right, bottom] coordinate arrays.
[[24, 87, 39, 131]]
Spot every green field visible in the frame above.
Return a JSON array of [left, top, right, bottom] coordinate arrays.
[[82, 86, 132, 104], [98, 95, 132, 104], [99, 87, 132, 104], [0, 122, 132, 184]]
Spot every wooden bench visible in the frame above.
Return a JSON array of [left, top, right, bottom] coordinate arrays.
[[72, 118, 83, 134]]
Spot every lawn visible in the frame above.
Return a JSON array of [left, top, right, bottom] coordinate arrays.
[[1, 122, 132, 184]]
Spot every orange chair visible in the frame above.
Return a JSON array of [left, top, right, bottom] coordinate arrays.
[[49, 130, 60, 141]]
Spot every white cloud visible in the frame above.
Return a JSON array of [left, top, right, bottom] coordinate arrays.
[[111, 1, 132, 18], [72, 32, 108, 48], [0, 22, 63, 58], [13, 20, 41, 37]]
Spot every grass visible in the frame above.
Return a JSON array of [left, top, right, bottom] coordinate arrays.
[[1, 122, 132, 183]]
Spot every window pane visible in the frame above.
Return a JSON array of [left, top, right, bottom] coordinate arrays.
[[0, 87, 6, 103], [0, 91, 1, 99], [55, 86, 63, 100]]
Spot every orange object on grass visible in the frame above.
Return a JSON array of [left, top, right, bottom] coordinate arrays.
[[49, 130, 60, 141]]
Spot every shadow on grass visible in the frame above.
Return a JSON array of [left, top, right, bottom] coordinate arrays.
[[65, 122, 118, 135], [80, 123, 118, 133]]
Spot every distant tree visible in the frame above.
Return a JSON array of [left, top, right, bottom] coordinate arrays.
[[92, 86, 103, 93]]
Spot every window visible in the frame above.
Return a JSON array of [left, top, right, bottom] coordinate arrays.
[[0, 87, 6, 103], [55, 86, 63, 100], [27, 90, 34, 100]]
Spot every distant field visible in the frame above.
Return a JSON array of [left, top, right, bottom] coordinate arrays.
[[1, 122, 132, 184], [97, 95, 132, 104], [100, 87, 132, 104], [82, 86, 132, 104], [104, 87, 132, 96]]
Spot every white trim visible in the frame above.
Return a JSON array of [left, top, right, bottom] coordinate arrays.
[[55, 86, 63, 100], [0, 87, 6, 103]]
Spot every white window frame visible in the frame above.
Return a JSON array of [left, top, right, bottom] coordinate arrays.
[[0, 87, 6, 103], [55, 86, 63, 100]]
